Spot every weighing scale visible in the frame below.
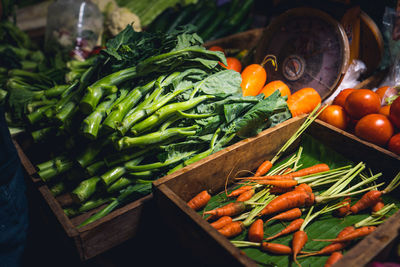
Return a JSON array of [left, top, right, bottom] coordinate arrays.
[[254, 7, 351, 100]]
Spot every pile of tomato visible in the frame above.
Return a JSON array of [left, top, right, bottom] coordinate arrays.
[[318, 87, 400, 156]]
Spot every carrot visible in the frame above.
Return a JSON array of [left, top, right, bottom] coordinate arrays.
[[287, 87, 322, 117], [254, 160, 273, 176], [300, 226, 355, 257], [351, 172, 400, 214], [313, 226, 376, 242], [324, 251, 343, 267], [350, 190, 381, 214], [227, 185, 253, 197], [204, 201, 246, 218], [256, 179, 298, 188], [261, 242, 292, 255], [371, 199, 385, 212], [266, 218, 304, 241], [292, 230, 308, 266], [218, 221, 245, 238], [259, 190, 314, 217], [269, 186, 294, 194], [237, 188, 255, 202], [266, 208, 302, 223], [237, 174, 294, 181], [210, 216, 233, 230], [248, 219, 264, 243], [334, 197, 351, 217], [241, 164, 330, 182], [289, 163, 330, 178], [294, 183, 313, 193], [187, 190, 211, 211]]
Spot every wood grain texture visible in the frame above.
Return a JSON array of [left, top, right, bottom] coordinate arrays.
[[204, 28, 263, 51]]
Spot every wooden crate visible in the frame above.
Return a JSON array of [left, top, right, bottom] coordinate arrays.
[[13, 133, 155, 261], [152, 115, 400, 267]]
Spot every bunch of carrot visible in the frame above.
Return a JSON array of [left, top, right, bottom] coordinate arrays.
[[184, 106, 400, 266]]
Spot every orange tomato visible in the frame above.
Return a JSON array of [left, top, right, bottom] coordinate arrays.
[[240, 64, 267, 97], [287, 87, 321, 117], [344, 89, 381, 120], [378, 105, 391, 117], [332, 88, 355, 108], [219, 57, 242, 73], [375, 85, 390, 101], [209, 46, 225, 54], [355, 114, 394, 146], [317, 105, 348, 130], [259, 80, 291, 99]]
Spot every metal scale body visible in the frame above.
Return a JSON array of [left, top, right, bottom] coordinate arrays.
[[254, 7, 351, 100]]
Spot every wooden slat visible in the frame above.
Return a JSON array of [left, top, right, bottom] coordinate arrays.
[[13, 138, 37, 176]]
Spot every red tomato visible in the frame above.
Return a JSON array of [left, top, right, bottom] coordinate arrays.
[[344, 89, 381, 120], [389, 96, 400, 128], [219, 57, 242, 72], [317, 105, 348, 130], [259, 80, 291, 99], [332, 88, 355, 108], [355, 114, 394, 146], [388, 133, 400, 155]]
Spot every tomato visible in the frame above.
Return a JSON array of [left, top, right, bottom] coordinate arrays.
[[287, 87, 321, 117], [375, 86, 390, 101], [378, 105, 391, 117], [355, 114, 394, 146], [388, 133, 400, 155], [344, 89, 381, 120], [317, 105, 348, 130], [219, 57, 242, 73], [259, 80, 291, 99], [332, 88, 355, 108], [389, 96, 400, 128], [240, 64, 267, 96], [208, 46, 225, 54]]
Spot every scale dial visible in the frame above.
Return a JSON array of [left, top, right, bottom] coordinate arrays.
[[255, 8, 350, 100]]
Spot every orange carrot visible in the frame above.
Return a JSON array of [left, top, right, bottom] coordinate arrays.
[[187, 190, 211, 211], [294, 183, 313, 193], [248, 219, 264, 243], [259, 190, 314, 217], [266, 208, 302, 223], [334, 197, 351, 217], [292, 230, 308, 266], [256, 179, 298, 188], [266, 218, 304, 241], [313, 226, 376, 242], [350, 190, 382, 214], [254, 160, 273, 176], [242, 164, 329, 181], [210, 216, 233, 230], [351, 172, 400, 214], [261, 242, 292, 255], [288, 163, 330, 178], [324, 251, 343, 267], [204, 201, 246, 218], [237, 188, 255, 202], [237, 174, 294, 181], [300, 226, 355, 257], [218, 221, 245, 238], [227, 185, 253, 197], [269, 186, 294, 194], [371, 199, 385, 212]]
